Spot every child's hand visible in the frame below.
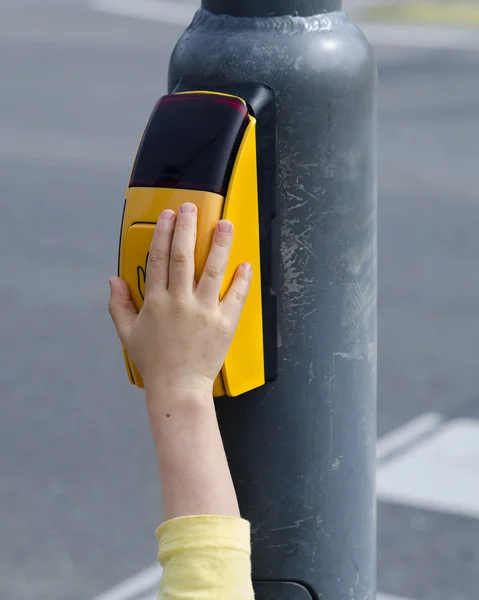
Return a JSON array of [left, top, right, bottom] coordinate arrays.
[[108, 202, 252, 399]]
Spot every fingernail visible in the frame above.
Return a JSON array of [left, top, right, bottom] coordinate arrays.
[[180, 203, 196, 213], [160, 209, 175, 220], [218, 220, 233, 233], [242, 263, 252, 277]]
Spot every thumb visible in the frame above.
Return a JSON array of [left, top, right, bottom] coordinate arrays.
[[108, 277, 138, 343]]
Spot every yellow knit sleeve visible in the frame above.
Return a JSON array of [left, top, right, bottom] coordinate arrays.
[[155, 515, 254, 600]]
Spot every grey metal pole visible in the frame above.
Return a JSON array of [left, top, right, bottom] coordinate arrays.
[[169, 1, 377, 599], [202, 0, 340, 16]]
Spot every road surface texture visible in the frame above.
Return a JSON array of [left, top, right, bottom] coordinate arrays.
[[1, 1, 478, 600]]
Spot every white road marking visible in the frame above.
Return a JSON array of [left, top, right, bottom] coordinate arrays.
[[377, 413, 442, 461], [378, 418, 479, 519], [89, 0, 479, 51], [361, 23, 479, 51], [89, 0, 197, 27], [92, 564, 162, 600], [378, 595, 414, 600]]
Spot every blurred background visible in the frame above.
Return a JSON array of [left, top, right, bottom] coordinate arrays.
[[1, 1, 478, 599]]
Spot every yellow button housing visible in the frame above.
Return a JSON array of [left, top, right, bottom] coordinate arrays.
[[220, 117, 265, 396], [119, 92, 265, 398]]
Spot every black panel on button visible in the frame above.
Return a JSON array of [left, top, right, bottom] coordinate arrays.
[[130, 93, 249, 196], [173, 82, 279, 385]]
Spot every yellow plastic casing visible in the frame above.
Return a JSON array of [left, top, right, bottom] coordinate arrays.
[[119, 93, 265, 397]]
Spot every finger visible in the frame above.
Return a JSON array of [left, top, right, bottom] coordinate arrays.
[[196, 220, 234, 305], [220, 263, 252, 325], [168, 202, 197, 295], [145, 209, 176, 297], [108, 277, 138, 344]]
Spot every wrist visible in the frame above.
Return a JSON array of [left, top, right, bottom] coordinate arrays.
[[145, 386, 216, 435], [145, 384, 214, 409], [144, 375, 214, 403]]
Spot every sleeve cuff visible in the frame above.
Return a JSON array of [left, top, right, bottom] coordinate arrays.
[[156, 515, 251, 562]]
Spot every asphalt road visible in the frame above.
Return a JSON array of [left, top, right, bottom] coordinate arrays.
[[1, 1, 479, 599]]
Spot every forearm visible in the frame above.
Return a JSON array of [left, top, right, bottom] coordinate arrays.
[[146, 389, 240, 521]]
